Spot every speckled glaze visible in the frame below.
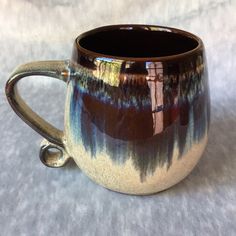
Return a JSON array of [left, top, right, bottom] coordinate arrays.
[[6, 25, 210, 195]]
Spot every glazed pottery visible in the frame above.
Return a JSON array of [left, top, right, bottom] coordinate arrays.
[[6, 25, 210, 195]]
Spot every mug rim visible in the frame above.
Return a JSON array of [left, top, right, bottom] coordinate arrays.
[[75, 24, 203, 62]]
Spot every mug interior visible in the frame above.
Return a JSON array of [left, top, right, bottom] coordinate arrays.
[[77, 25, 200, 58]]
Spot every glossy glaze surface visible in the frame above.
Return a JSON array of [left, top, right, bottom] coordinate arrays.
[[63, 25, 210, 194]]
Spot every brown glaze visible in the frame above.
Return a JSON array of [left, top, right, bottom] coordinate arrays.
[[67, 25, 210, 187]]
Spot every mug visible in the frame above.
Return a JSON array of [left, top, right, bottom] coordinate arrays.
[[6, 24, 210, 195]]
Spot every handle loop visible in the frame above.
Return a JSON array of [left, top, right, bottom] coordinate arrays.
[[5, 60, 71, 167]]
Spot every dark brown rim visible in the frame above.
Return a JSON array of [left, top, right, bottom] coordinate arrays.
[[75, 24, 203, 62]]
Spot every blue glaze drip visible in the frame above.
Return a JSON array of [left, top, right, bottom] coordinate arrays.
[[68, 63, 210, 182]]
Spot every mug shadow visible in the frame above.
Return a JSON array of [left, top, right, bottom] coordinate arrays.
[[63, 158, 79, 170]]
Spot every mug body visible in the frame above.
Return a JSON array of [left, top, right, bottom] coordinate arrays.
[[64, 25, 210, 195]]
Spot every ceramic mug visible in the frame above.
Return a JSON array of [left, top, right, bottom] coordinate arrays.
[[6, 25, 210, 195]]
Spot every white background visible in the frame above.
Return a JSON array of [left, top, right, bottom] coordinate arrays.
[[0, 1, 235, 235]]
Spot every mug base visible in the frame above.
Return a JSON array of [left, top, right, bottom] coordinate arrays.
[[69, 135, 208, 195]]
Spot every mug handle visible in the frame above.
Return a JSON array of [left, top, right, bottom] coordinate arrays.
[[5, 60, 71, 168]]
